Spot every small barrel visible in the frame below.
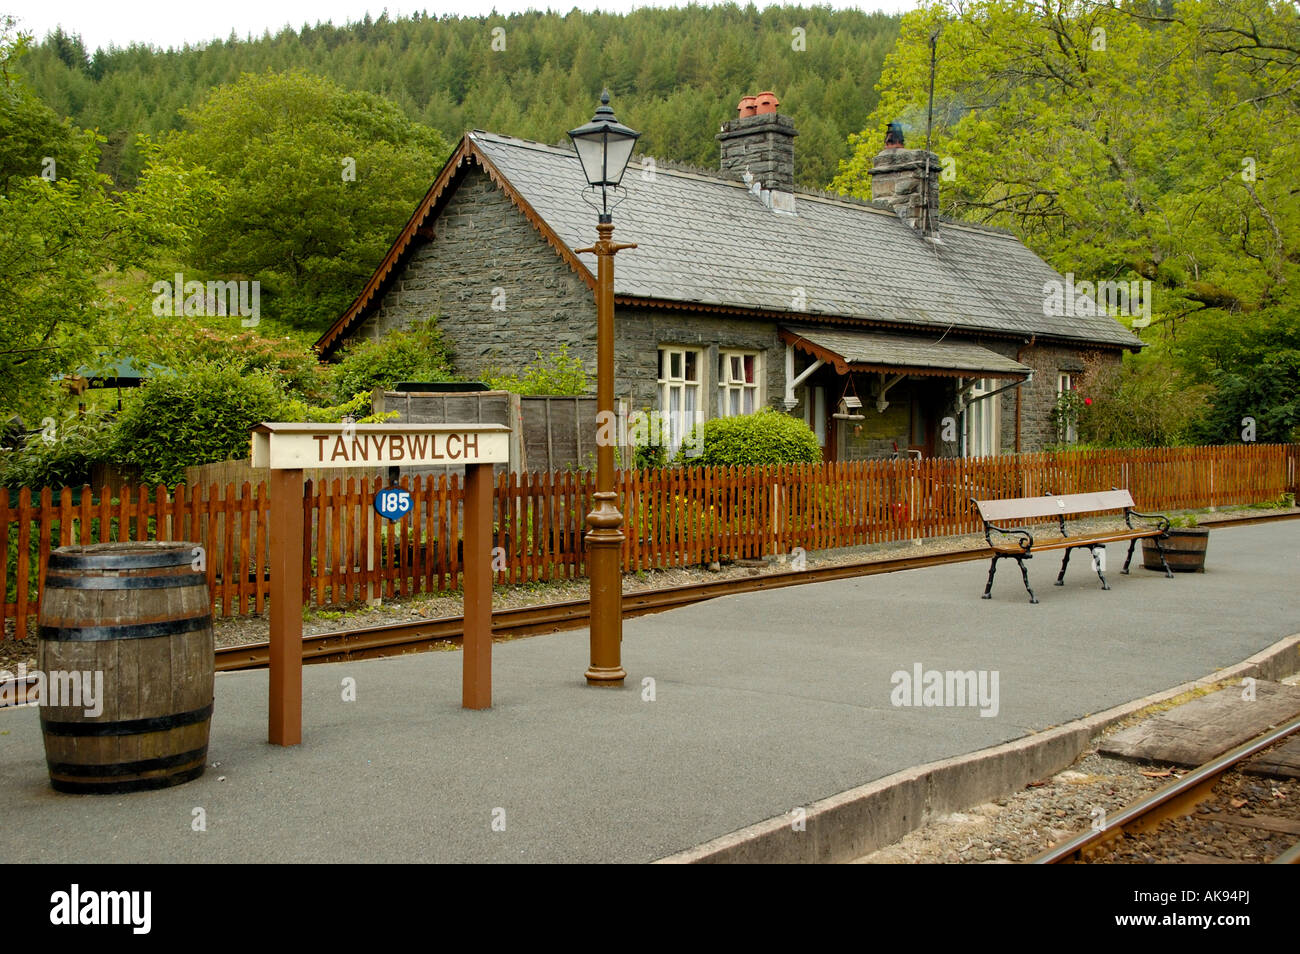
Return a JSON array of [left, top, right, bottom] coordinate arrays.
[[38, 542, 214, 794], [1142, 529, 1210, 573]]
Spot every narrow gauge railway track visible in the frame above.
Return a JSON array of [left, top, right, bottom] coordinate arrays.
[[213, 509, 1297, 672], [214, 544, 991, 671], [1034, 716, 1300, 864]]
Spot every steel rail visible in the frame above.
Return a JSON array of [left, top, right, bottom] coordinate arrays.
[[1271, 840, 1300, 864], [213, 544, 993, 670], [1033, 715, 1300, 864]]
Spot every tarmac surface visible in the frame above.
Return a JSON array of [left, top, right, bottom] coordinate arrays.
[[2, 520, 1297, 863]]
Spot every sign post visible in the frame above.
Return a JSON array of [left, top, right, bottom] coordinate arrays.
[[251, 422, 510, 746]]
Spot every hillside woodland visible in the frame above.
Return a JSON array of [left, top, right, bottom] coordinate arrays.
[[0, 2, 1295, 487]]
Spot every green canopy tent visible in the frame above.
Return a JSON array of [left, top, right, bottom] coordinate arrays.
[[59, 355, 167, 411]]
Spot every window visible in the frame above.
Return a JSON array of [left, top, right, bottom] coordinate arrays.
[[965, 378, 1001, 457], [718, 350, 760, 417], [658, 346, 701, 453], [1057, 373, 1077, 443]]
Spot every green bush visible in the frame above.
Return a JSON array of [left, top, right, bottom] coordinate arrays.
[[166, 326, 333, 404], [484, 345, 588, 395], [0, 414, 119, 491], [676, 408, 821, 467], [329, 317, 454, 402], [1077, 356, 1210, 447], [113, 363, 289, 485], [627, 409, 670, 470]]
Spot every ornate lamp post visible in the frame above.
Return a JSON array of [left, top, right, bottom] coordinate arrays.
[[568, 91, 639, 686]]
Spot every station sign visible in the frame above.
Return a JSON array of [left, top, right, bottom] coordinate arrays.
[[251, 423, 510, 470]]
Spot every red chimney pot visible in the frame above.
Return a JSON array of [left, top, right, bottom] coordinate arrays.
[[755, 91, 779, 114], [737, 95, 758, 118]]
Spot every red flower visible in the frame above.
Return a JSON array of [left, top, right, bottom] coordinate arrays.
[[1084, 398, 1092, 406]]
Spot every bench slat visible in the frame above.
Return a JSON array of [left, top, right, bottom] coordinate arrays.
[[975, 490, 1135, 522], [988, 527, 1162, 554]]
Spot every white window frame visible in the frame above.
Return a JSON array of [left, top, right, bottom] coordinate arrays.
[[657, 346, 702, 454], [1057, 372, 1077, 444], [965, 378, 1001, 457], [717, 349, 761, 418]]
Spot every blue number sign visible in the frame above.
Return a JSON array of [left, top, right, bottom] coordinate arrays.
[[373, 486, 413, 520]]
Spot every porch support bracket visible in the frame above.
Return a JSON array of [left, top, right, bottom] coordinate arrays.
[[874, 373, 906, 413], [783, 344, 825, 411]]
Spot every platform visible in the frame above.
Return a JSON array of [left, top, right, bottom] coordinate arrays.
[[1, 520, 1297, 863]]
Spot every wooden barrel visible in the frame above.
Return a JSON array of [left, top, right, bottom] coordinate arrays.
[[38, 542, 214, 794], [1142, 529, 1210, 573]]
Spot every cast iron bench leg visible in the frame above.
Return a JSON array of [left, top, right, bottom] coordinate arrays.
[[982, 556, 999, 599], [1090, 545, 1110, 590], [1017, 557, 1038, 604], [1123, 538, 1138, 574], [1153, 536, 1174, 578], [1055, 547, 1072, 586]]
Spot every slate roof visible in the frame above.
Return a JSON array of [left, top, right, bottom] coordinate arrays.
[[317, 130, 1144, 354], [783, 327, 1032, 380], [471, 132, 1142, 350]]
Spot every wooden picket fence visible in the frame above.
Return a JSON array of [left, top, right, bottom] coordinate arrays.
[[3, 443, 1296, 638]]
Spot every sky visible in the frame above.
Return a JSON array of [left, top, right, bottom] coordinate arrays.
[[6, 1, 921, 53]]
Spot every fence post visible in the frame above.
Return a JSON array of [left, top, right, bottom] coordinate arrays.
[[1209, 454, 1216, 511]]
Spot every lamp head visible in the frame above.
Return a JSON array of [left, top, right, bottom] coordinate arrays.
[[567, 89, 640, 204]]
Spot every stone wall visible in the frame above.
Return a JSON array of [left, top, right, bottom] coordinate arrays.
[[352, 167, 598, 381], [1015, 342, 1122, 450], [614, 306, 785, 414]]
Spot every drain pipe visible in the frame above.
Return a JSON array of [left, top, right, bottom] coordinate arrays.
[[1015, 335, 1035, 454]]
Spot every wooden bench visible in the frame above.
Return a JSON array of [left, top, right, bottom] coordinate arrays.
[[971, 490, 1173, 604]]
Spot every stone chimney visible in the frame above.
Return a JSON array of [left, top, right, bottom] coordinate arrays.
[[869, 122, 940, 237], [717, 91, 797, 213]]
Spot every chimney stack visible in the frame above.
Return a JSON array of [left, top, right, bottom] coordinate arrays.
[[718, 91, 797, 213], [869, 122, 940, 236]]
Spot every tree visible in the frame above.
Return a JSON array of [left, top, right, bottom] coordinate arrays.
[[0, 20, 228, 423], [20, 8, 903, 191], [154, 70, 450, 331], [0, 21, 114, 419], [833, 0, 1299, 444]]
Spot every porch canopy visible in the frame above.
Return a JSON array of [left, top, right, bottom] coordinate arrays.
[[780, 327, 1032, 380]]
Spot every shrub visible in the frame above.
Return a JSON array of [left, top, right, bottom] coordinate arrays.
[[626, 408, 671, 470], [1078, 357, 1210, 447], [113, 363, 289, 485], [484, 345, 588, 395], [329, 317, 454, 402], [178, 327, 332, 404], [0, 414, 119, 491], [676, 408, 821, 467]]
